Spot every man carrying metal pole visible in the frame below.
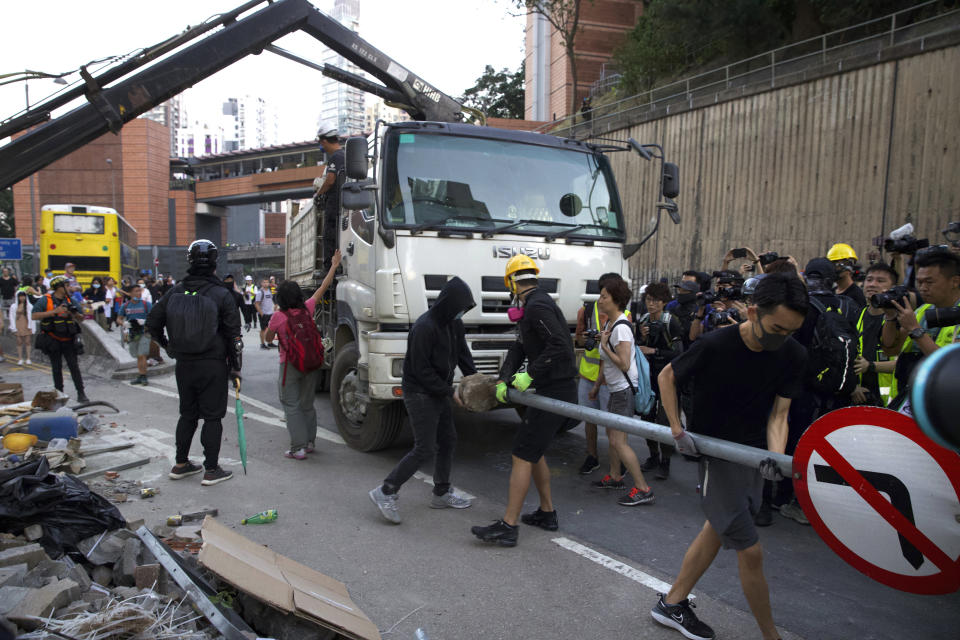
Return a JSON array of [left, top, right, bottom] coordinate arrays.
[[470, 255, 578, 547], [651, 272, 808, 640]]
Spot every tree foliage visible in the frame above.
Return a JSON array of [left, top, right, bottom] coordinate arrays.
[[460, 63, 525, 119], [513, 0, 584, 115], [0, 188, 13, 238], [615, 0, 935, 94]]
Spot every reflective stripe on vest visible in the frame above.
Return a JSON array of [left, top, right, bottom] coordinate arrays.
[[856, 308, 896, 404], [578, 301, 602, 381]]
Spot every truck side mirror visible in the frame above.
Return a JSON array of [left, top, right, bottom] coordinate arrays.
[[662, 162, 679, 199], [345, 136, 368, 180], [341, 182, 375, 211]]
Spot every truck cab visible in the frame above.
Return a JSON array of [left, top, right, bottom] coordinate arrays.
[[312, 121, 656, 450]]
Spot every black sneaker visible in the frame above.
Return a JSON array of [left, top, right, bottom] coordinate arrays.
[[578, 455, 600, 475], [520, 508, 558, 531], [754, 501, 774, 527], [618, 486, 655, 506], [76, 392, 90, 403], [260, 344, 269, 350], [591, 474, 625, 489], [267, 343, 278, 349], [651, 594, 715, 640], [201, 466, 233, 486], [471, 520, 518, 547], [640, 456, 660, 472], [139, 375, 149, 386], [129, 376, 143, 386], [656, 458, 671, 480], [169, 461, 203, 480]]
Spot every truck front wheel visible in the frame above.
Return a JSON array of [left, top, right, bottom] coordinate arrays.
[[331, 341, 404, 451]]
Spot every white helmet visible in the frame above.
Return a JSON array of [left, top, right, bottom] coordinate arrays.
[[316, 122, 339, 140]]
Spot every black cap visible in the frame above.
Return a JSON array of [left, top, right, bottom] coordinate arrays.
[[674, 281, 698, 293], [804, 257, 835, 279]]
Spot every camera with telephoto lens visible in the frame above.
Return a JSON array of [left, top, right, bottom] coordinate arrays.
[[870, 285, 912, 310], [698, 291, 716, 305], [925, 306, 960, 329], [583, 329, 601, 351], [884, 235, 929, 254], [707, 309, 739, 327], [644, 321, 664, 347], [718, 285, 742, 301]]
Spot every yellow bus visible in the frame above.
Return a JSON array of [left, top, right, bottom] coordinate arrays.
[[39, 205, 139, 285]]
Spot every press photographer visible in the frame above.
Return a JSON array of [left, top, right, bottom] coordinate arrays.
[[636, 283, 683, 480], [851, 263, 901, 406], [689, 271, 745, 342], [881, 246, 960, 410], [31, 275, 89, 402]]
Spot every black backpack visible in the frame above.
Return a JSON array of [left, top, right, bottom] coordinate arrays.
[[806, 297, 857, 396], [165, 283, 220, 355]]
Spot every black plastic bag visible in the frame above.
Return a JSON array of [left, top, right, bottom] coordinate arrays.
[[0, 457, 126, 558]]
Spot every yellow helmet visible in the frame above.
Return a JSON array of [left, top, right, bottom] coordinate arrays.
[[827, 243, 858, 262], [504, 254, 540, 294]]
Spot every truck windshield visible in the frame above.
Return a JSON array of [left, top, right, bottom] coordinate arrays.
[[382, 132, 625, 241]]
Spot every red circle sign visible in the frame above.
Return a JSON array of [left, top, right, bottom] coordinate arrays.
[[793, 407, 960, 595]]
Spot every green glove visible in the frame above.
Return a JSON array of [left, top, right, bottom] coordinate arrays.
[[511, 372, 533, 392], [495, 381, 509, 403]]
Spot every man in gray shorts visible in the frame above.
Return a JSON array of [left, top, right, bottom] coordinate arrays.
[[117, 283, 153, 386], [651, 272, 809, 640]]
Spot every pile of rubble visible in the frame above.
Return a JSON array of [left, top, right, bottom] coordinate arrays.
[[0, 527, 223, 639]]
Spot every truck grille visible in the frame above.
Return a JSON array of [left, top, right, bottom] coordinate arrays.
[[472, 356, 501, 376], [480, 276, 559, 313]]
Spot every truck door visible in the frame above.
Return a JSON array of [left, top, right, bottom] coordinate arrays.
[[343, 200, 376, 289]]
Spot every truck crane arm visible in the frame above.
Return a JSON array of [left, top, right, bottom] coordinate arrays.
[[0, 0, 463, 190]]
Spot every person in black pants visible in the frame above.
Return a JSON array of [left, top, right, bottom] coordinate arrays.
[[368, 277, 478, 524], [315, 124, 345, 271], [31, 276, 88, 402], [471, 256, 578, 547], [147, 239, 242, 487]]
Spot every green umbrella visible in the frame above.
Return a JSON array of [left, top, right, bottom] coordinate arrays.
[[233, 378, 247, 474]]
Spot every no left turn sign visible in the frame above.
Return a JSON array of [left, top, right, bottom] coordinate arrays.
[[793, 407, 960, 594]]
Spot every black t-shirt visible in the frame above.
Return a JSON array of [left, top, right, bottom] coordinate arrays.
[[324, 148, 346, 214], [670, 324, 807, 448], [0, 276, 18, 299], [839, 283, 867, 308]]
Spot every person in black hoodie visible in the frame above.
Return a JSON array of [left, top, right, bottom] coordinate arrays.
[[471, 256, 578, 547], [146, 239, 242, 487], [368, 277, 478, 523]]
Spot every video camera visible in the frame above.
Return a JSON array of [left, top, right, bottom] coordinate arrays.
[[870, 285, 911, 310], [883, 222, 929, 254], [717, 285, 742, 301], [925, 306, 960, 329]]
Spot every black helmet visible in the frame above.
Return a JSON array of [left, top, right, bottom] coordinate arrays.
[[187, 239, 218, 267]]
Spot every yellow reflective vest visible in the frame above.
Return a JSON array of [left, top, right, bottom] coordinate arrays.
[[856, 308, 896, 405], [578, 302, 603, 382]]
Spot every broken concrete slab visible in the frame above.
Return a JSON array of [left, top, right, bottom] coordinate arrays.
[[91, 565, 113, 587], [6, 577, 81, 628], [0, 564, 27, 588], [0, 585, 31, 616], [112, 537, 141, 587], [0, 543, 48, 570], [67, 563, 92, 592], [23, 524, 43, 541], [77, 529, 132, 565], [134, 564, 161, 590], [0, 538, 28, 552]]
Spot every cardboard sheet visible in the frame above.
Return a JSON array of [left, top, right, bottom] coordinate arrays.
[[199, 517, 381, 640]]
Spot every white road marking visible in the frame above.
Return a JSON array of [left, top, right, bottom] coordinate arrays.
[[133, 383, 345, 445], [412, 471, 477, 500], [551, 536, 691, 597]]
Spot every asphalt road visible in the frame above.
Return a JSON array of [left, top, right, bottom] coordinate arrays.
[[5, 338, 959, 640]]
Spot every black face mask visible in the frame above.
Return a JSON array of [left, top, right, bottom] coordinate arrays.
[[677, 292, 697, 305], [753, 316, 790, 351]]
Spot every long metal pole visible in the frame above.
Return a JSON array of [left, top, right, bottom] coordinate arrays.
[[26, 81, 38, 273], [506, 389, 795, 478]]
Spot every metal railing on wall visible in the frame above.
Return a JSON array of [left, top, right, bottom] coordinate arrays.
[[542, 1, 960, 139]]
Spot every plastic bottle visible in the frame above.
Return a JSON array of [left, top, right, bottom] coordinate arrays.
[[241, 508, 278, 525]]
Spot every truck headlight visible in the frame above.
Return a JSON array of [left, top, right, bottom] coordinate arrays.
[[391, 359, 403, 377]]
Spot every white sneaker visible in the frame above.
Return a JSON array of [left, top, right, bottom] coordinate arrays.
[[369, 485, 401, 524], [430, 489, 474, 509], [25, 359, 32, 365], [0, 356, 5, 362], [17, 359, 24, 365]]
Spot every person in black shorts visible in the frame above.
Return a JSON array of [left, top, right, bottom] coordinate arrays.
[[471, 256, 578, 547], [651, 272, 809, 640]]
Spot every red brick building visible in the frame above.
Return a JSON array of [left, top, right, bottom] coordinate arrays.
[[524, 0, 643, 121]]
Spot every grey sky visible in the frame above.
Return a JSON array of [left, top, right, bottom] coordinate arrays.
[[0, 0, 527, 143]]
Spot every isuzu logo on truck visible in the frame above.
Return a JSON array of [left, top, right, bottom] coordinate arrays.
[[493, 246, 551, 260]]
